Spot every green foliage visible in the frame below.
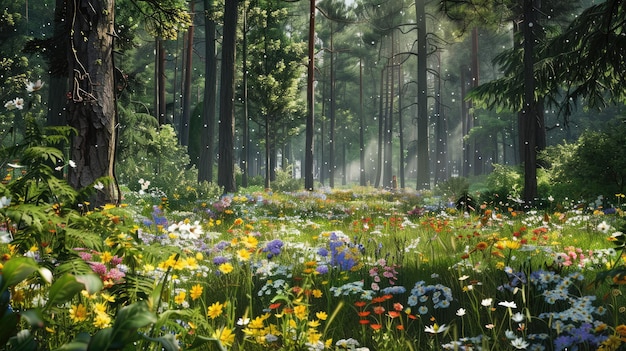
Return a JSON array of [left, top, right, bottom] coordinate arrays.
[[270, 166, 303, 192], [117, 120, 222, 208], [434, 177, 470, 201], [542, 121, 626, 201]]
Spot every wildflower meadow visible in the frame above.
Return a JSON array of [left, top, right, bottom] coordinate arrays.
[[2, 179, 626, 351]]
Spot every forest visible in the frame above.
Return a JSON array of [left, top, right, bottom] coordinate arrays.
[[1, 0, 624, 206], [1, 0, 626, 350]]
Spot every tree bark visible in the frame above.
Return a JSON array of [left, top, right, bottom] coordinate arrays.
[[305, 0, 315, 191], [416, 0, 430, 190], [180, 0, 195, 146], [199, 0, 217, 183], [67, 0, 118, 206], [217, 0, 238, 193], [522, 0, 537, 204]]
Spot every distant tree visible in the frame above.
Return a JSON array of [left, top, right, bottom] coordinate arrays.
[[246, 0, 306, 190]]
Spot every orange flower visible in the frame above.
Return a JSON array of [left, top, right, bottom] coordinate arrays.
[[388, 311, 401, 318], [370, 324, 382, 330], [373, 306, 386, 315], [354, 301, 367, 308], [358, 311, 371, 317], [359, 319, 370, 325], [475, 242, 489, 251]]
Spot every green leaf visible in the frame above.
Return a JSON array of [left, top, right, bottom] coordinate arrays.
[[75, 274, 104, 295], [110, 302, 157, 343], [45, 274, 101, 309], [54, 332, 91, 351], [141, 334, 181, 351], [0, 312, 20, 347], [87, 328, 113, 351], [0, 257, 39, 292]]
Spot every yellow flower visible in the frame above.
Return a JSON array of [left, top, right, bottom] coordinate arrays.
[[216, 219, 222, 226], [93, 302, 108, 314], [312, 289, 323, 298], [100, 251, 113, 264], [212, 327, 235, 347], [243, 235, 259, 249], [308, 319, 321, 328], [69, 304, 88, 322], [93, 312, 111, 329], [101, 293, 116, 303], [207, 301, 225, 319], [315, 311, 328, 320], [190, 284, 203, 301], [237, 249, 251, 261], [218, 262, 234, 274], [195, 252, 204, 260], [248, 314, 269, 329], [294, 305, 308, 320], [233, 218, 244, 226], [174, 291, 186, 305], [307, 329, 322, 344], [173, 258, 186, 270], [185, 257, 199, 269]]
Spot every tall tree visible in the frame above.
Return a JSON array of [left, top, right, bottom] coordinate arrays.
[[179, 0, 195, 146], [415, 0, 429, 189], [305, 0, 315, 191], [66, 0, 119, 205], [246, 0, 306, 189], [199, 0, 217, 182], [218, 0, 239, 193]]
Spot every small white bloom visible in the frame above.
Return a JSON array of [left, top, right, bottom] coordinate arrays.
[[511, 337, 529, 349], [511, 312, 525, 322], [69, 160, 76, 168], [55, 166, 63, 171], [13, 98, 24, 110], [458, 275, 470, 281], [481, 298, 493, 307], [456, 308, 466, 316], [25, 79, 44, 92], [237, 317, 250, 326], [505, 329, 516, 340], [94, 182, 105, 190], [424, 323, 449, 334], [498, 301, 517, 309]]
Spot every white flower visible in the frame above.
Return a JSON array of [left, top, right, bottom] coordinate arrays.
[[236, 317, 250, 326], [25, 79, 44, 92], [511, 337, 529, 349], [12, 98, 24, 110], [39, 267, 53, 284], [424, 323, 449, 334], [4, 100, 15, 110], [481, 298, 493, 307], [94, 182, 105, 190], [69, 160, 76, 168], [597, 221, 611, 233], [511, 312, 525, 322], [498, 301, 517, 309], [505, 329, 516, 340], [456, 308, 466, 316], [458, 275, 470, 281]]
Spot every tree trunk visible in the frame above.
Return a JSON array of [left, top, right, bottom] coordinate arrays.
[[471, 27, 482, 176], [329, 23, 336, 188], [156, 38, 167, 125], [305, 0, 315, 191], [180, 1, 195, 146], [217, 0, 238, 193], [199, 0, 217, 183], [358, 56, 366, 186], [374, 68, 384, 188], [522, 0, 537, 204], [67, 0, 118, 206], [416, 0, 430, 190], [241, 3, 249, 187]]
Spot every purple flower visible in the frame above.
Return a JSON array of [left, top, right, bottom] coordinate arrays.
[[316, 265, 329, 275], [213, 256, 229, 265], [263, 239, 284, 259]]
